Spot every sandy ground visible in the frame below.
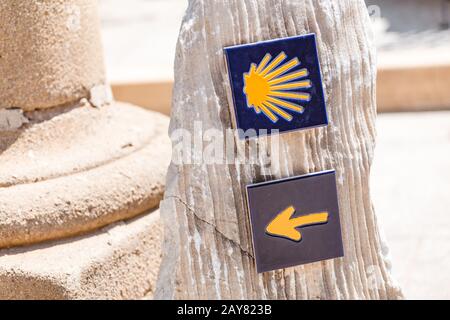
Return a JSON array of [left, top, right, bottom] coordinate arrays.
[[99, 0, 450, 299]]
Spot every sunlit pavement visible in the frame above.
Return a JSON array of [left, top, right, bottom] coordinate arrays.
[[372, 111, 450, 299]]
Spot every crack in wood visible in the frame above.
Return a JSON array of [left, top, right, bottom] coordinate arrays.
[[167, 195, 254, 259]]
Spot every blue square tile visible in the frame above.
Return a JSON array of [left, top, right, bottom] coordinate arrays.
[[224, 34, 328, 139]]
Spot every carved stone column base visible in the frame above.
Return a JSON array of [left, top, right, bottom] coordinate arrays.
[[0, 210, 162, 300], [0, 101, 170, 299], [0, 101, 170, 248]]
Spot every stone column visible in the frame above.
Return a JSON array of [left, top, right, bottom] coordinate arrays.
[[0, 0, 170, 299], [156, 0, 404, 299], [0, 0, 106, 111]]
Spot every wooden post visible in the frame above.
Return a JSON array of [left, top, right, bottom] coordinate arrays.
[[156, 0, 403, 299]]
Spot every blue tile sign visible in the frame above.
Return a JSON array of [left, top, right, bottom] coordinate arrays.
[[224, 34, 328, 138]]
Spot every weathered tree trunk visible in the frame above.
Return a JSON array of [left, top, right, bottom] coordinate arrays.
[[156, 0, 403, 299]]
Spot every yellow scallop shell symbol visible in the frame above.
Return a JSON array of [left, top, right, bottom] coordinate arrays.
[[243, 52, 312, 123]]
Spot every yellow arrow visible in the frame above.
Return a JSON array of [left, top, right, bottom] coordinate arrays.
[[265, 206, 329, 242]]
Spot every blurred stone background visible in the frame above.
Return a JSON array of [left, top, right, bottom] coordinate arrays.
[[98, 0, 450, 299]]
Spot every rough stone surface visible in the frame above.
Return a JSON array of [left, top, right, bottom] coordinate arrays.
[[0, 101, 171, 248], [156, 0, 403, 299], [0, 109, 29, 131], [0, 0, 106, 111], [0, 210, 162, 300]]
